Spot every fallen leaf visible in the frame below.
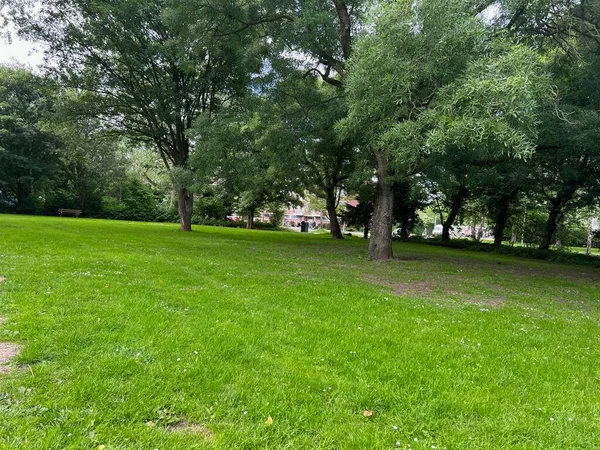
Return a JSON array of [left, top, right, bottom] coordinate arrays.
[[362, 410, 373, 417], [146, 421, 155, 427], [265, 416, 273, 426], [98, 446, 106, 450]]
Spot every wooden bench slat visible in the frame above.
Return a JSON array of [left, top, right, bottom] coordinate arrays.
[[58, 208, 82, 217]]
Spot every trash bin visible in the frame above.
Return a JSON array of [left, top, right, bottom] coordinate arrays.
[[301, 221, 309, 233]]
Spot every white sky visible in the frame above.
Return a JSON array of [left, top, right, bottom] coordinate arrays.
[[0, 36, 45, 69], [0, 6, 45, 70]]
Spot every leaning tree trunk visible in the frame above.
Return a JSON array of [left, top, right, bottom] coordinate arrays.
[[493, 197, 511, 247], [247, 207, 255, 230], [177, 187, 193, 232], [442, 187, 467, 244], [540, 190, 575, 250], [540, 202, 562, 250], [325, 188, 343, 239], [369, 151, 394, 260]]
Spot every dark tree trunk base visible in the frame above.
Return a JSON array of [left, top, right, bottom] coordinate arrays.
[[493, 197, 511, 247], [326, 189, 343, 240], [442, 186, 467, 244], [369, 151, 394, 260], [247, 208, 255, 230], [178, 187, 193, 232]]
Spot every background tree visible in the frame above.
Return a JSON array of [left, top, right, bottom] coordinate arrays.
[[0, 66, 60, 213], [343, 0, 550, 258], [192, 104, 298, 229], [268, 71, 356, 239], [11, 0, 265, 230]]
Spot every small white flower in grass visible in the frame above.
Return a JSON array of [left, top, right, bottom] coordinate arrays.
[[550, 417, 555, 421], [568, 418, 573, 421], [194, 351, 198, 355], [177, 358, 181, 362], [183, 369, 187, 372], [414, 438, 418, 442], [396, 442, 401, 447], [393, 425, 398, 430]]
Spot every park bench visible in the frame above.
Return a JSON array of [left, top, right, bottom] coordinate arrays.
[[58, 208, 82, 217]]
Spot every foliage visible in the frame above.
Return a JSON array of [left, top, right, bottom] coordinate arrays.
[[191, 103, 299, 222], [0, 66, 61, 212], [102, 178, 159, 222]]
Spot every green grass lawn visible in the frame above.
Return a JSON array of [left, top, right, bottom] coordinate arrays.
[[1, 215, 599, 450]]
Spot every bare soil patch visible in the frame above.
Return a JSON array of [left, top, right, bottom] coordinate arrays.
[[364, 275, 506, 308], [0, 342, 21, 373], [0, 277, 5, 283], [363, 275, 435, 296], [167, 421, 213, 439]]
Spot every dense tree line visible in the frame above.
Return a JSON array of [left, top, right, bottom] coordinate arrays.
[[1, 0, 599, 258]]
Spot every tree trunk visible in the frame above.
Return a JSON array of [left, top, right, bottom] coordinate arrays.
[[169, 188, 175, 209], [177, 187, 193, 232], [400, 222, 409, 239], [325, 188, 343, 239], [363, 224, 369, 239], [587, 214, 595, 256], [247, 207, 255, 229], [442, 187, 467, 243], [540, 202, 562, 250], [369, 151, 394, 260], [493, 197, 511, 247], [540, 196, 572, 250]]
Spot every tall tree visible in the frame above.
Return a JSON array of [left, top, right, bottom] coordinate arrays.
[[0, 66, 60, 212], [491, 0, 600, 249], [343, 0, 551, 258], [267, 72, 356, 239], [192, 104, 299, 229], [10, 0, 264, 230]]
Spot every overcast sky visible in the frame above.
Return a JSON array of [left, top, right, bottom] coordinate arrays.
[[0, 6, 45, 70], [0, 36, 45, 68]]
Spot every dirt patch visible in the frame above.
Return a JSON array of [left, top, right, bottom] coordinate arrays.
[[0, 317, 5, 326], [167, 421, 213, 439], [0, 277, 5, 283], [364, 276, 506, 308], [0, 342, 21, 373], [363, 275, 436, 296]]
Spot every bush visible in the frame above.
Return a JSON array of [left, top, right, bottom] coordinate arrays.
[[102, 179, 159, 222], [192, 218, 280, 230]]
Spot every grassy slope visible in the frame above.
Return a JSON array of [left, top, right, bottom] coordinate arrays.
[[0, 215, 599, 450]]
